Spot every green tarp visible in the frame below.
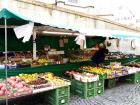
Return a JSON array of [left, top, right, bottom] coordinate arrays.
[[0, 29, 105, 51], [0, 8, 30, 25]]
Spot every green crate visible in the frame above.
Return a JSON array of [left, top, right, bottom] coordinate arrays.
[[48, 86, 70, 98], [94, 87, 104, 96], [44, 86, 70, 105], [71, 80, 96, 99], [125, 78, 140, 84], [135, 72, 140, 78], [107, 79, 116, 88], [57, 86, 70, 96], [124, 73, 140, 84], [96, 80, 104, 88], [71, 80, 95, 90], [87, 82, 96, 89], [74, 88, 95, 99], [47, 96, 69, 105]]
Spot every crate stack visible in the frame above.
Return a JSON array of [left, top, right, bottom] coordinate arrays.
[[106, 79, 116, 88], [45, 86, 70, 105], [71, 79, 104, 99], [94, 80, 104, 96], [124, 72, 140, 84]]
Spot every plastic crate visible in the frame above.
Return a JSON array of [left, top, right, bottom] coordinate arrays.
[[57, 86, 70, 96], [71, 80, 96, 99], [94, 87, 104, 96], [45, 86, 70, 105], [107, 79, 116, 88], [71, 80, 96, 90], [96, 80, 104, 88], [124, 74, 140, 84], [135, 72, 140, 78], [124, 78, 140, 84], [74, 88, 95, 99], [47, 96, 69, 105]]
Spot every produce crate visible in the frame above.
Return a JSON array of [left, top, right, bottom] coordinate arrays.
[[123, 73, 140, 84], [71, 79, 96, 90], [74, 88, 94, 99], [44, 86, 70, 105], [71, 79, 104, 99], [94, 87, 104, 96], [95, 80, 104, 88], [107, 78, 116, 88], [135, 72, 140, 77], [47, 96, 69, 105], [71, 80, 96, 99]]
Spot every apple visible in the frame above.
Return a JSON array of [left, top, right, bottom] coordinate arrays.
[[0, 90, 4, 96], [1, 86, 6, 91], [15, 83, 23, 89], [13, 93, 20, 97], [10, 77, 16, 81], [0, 83, 3, 89]]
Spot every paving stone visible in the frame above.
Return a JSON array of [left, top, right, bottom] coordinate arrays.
[[70, 84, 140, 105]]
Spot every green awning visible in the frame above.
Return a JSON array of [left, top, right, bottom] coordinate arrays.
[[0, 8, 30, 25]]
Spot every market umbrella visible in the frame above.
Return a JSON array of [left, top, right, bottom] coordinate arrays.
[[0, 8, 31, 105]]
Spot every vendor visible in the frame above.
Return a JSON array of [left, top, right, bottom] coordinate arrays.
[[91, 43, 108, 67], [44, 44, 50, 59]]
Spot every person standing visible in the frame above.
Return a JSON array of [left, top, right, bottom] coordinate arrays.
[[91, 43, 108, 67]]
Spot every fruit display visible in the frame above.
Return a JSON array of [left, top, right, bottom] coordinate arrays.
[[38, 73, 70, 87], [0, 72, 71, 100], [65, 71, 99, 82], [18, 72, 70, 89], [28, 78, 48, 85], [80, 66, 108, 75], [125, 62, 140, 68], [79, 66, 130, 79], [0, 77, 32, 99], [18, 73, 38, 83], [66, 50, 91, 63]]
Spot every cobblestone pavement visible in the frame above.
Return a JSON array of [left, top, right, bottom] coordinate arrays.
[[70, 84, 140, 105]]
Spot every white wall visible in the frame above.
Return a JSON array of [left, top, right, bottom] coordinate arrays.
[[107, 39, 140, 55]]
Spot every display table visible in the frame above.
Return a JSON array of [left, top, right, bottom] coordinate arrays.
[[0, 83, 71, 105], [106, 71, 140, 88], [0, 58, 138, 78]]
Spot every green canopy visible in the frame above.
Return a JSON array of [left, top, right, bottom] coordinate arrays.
[[0, 8, 30, 25]]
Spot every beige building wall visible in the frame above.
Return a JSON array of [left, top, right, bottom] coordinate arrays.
[[0, 0, 140, 34]]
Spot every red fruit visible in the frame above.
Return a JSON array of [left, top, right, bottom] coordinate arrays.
[[0, 90, 4, 96], [10, 77, 16, 81], [1, 86, 6, 91]]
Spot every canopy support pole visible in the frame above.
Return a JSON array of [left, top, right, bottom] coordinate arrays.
[[33, 30, 37, 60], [4, 18, 8, 105]]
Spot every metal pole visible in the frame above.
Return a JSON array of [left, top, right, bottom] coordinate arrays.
[[4, 18, 8, 105], [33, 31, 37, 60]]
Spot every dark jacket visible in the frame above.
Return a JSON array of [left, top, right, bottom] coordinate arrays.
[[91, 48, 108, 64]]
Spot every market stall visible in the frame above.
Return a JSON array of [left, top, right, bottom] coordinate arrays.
[[0, 6, 140, 105]]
